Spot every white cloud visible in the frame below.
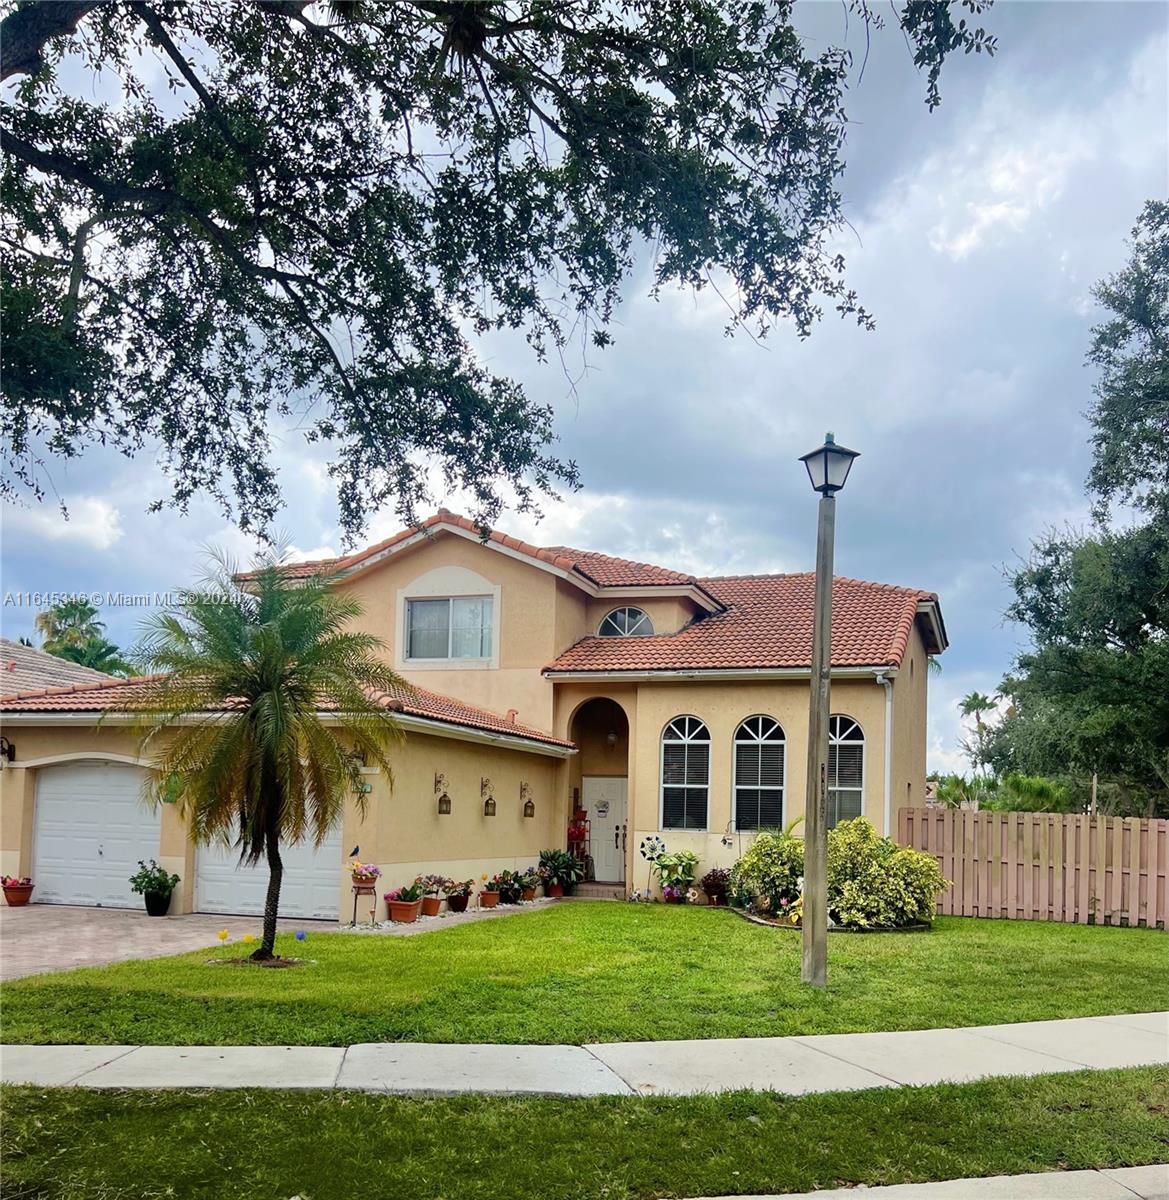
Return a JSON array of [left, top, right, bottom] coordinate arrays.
[[2, 496, 123, 551]]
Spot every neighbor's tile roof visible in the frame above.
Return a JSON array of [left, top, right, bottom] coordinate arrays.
[[259, 511, 709, 591], [545, 574, 939, 674], [0, 638, 113, 693], [0, 674, 573, 750]]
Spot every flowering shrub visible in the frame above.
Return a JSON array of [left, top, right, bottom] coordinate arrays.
[[730, 818, 949, 929], [418, 873, 448, 896], [700, 866, 731, 901], [446, 878, 474, 898], [384, 879, 423, 903], [2, 875, 32, 888], [349, 860, 381, 880]]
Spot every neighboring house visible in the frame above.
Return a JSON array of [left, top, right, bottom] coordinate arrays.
[[0, 637, 112, 692], [0, 510, 947, 919]]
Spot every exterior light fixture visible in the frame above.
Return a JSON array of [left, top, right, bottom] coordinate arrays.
[[521, 782, 534, 818], [481, 777, 496, 817], [0, 736, 13, 767], [797, 431, 860, 991], [434, 772, 451, 815], [605, 730, 618, 749], [798, 432, 860, 496]]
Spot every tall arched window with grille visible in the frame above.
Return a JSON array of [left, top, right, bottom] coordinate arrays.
[[733, 716, 785, 830], [660, 716, 710, 830], [827, 715, 865, 829]]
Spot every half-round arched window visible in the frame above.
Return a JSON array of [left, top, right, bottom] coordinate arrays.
[[660, 716, 710, 830], [598, 607, 654, 637], [828, 715, 865, 830], [733, 716, 786, 831]]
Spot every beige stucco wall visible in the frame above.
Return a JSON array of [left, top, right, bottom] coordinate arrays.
[[891, 623, 930, 819], [0, 719, 570, 920], [338, 531, 564, 731]]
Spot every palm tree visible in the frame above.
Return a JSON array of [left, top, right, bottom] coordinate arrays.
[[36, 598, 103, 648], [131, 552, 404, 961], [959, 691, 997, 728], [55, 635, 135, 676]]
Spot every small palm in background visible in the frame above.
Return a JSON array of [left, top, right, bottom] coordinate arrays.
[[131, 552, 404, 960]]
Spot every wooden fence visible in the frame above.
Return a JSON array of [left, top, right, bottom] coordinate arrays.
[[897, 808, 1168, 928]]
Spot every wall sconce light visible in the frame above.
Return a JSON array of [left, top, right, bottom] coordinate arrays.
[[520, 781, 534, 818], [0, 736, 14, 768], [435, 772, 451, 815], [605, 730, 618, 749], [481, 777, 496, 817], [349, 745, 368, 768]]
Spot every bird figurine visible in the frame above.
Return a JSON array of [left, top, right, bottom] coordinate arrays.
[[348, 844, 359, 858]]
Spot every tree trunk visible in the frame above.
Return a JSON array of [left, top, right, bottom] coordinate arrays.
[[1, 2, 102, 81], [251, 821, 283, 961]]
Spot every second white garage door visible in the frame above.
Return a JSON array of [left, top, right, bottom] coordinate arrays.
[[195, 826, 344, 920], [33, 760, 161, 908]]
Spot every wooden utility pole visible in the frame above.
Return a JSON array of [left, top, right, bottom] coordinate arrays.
[[802, 492, 834, 988]]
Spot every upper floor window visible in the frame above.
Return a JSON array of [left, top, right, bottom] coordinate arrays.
[[406, 596, 493, 660], [734, 716, 785, 831], [661, 715, 710, 830], [599, 607, 654, 637], [827, 715, 864, 829]]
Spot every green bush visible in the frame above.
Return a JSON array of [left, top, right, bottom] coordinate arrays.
[[730, 818, 949, 929]]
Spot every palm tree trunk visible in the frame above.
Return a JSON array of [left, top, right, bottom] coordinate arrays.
[[251, 822, 283, 961]]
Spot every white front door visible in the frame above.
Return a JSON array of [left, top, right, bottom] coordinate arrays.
[[33, 761, 161, 908], [583, 776, 628, 882], [195, 824, 344, 920]]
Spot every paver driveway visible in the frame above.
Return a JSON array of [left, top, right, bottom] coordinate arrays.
[[0, 904, 336, 980]]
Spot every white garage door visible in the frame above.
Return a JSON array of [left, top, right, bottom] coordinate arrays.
[[34, 761, 161, 908], [196, 825, 343, 920]]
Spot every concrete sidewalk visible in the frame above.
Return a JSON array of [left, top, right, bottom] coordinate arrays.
[[2, 1011, 1165, 1095], [691, 1164, 1169, 1200]]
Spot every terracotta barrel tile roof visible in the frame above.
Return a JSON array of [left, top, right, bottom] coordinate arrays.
[[0, 638, 114, 693], [0, 674, 573, 751], [545, 574, 939, 673]]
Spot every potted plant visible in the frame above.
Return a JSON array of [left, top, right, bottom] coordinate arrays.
[[2, 875, 34, 907], [539, 849, 583, 897], [519, 868, 540, 902], [419, 873, 447, 917], [480, 874, 502, 907], [497, 869, 524, 904], [654, 850, 700, 903], [349, 860, 381, 887], [384, 879, 424, 922], [128, 859, 180, 916], [701, 866, 731, 906], [446, 879, 473, 913]]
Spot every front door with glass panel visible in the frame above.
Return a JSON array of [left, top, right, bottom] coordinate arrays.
[[583, 776, 627, 882]]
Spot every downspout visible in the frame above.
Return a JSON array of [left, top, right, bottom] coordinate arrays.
[[876, 673, 894, 836]]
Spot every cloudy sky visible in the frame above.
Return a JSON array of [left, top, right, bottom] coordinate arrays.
[[2, 2, 1166, 771]]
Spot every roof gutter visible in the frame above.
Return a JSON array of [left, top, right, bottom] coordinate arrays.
[[543, 665, 899, 682]]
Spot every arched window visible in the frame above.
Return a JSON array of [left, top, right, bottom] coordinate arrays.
[[599, 607, 654, 637], [828, 715, 865, 829], [734, 716, 785, 831], [660, 716, 710, 830]]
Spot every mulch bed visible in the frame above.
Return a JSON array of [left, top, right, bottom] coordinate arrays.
[[730, 907, 932, 934], [205, 956, 313, 969]]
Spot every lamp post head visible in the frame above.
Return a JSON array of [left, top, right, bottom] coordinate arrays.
[[799, 432, 860, 495]]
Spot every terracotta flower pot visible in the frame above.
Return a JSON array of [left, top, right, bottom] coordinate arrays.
[[521, 887, 537, 902], [447, 894, 470, 913], [3, 884, 34, 907], [546, 883, 564, 898], [421, 895, 442, 917], [351, 874, 378, 888], [387, 899, 422, 923], [480, 891, 499, 908]]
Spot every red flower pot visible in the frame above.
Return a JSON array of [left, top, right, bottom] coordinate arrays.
[[447, 894, 470, 913], [387, 899, 422, 923], [521, 887, 537, 902], [546, 883, 564, 898], [2, 884, 34, 907], [480, 891, 499, 908], [421, 896, 442, 917]]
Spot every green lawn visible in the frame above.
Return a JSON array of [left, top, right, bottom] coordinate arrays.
[[2, 904, 1164, 1046], [2, 1068, 1166, 1200]]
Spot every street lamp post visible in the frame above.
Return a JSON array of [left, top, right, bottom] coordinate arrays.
[[797, 432, 860, 988]]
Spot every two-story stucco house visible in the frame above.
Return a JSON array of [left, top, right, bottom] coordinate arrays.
[[0, 509, 947, 920]]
